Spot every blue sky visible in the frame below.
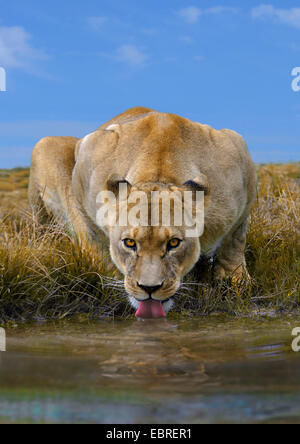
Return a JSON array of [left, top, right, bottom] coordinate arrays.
[[0, 0, 299, 167]]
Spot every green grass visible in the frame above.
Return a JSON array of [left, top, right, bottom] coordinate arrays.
[[0, 164, 299, 325]]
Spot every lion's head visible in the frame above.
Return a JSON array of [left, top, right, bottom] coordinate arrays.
[[96, 175, 209, 318]]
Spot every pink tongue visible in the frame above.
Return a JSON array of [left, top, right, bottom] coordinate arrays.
[[136, 300, 166, 319]]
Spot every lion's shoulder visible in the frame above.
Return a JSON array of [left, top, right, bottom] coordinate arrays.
[[98, 106, 156, 130]]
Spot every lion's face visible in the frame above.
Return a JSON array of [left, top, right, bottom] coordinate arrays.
[[109, 224, 200, 313], [101, 181, 205, 317]]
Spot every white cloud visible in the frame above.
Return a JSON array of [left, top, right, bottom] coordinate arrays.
[[87, 16, 108, 31], [115, 45, 149, 66], [178, 6, 238, 24], [252, 4, 300, 28], [178, 7, 202, 24], [179, 36, 193, 44], [140, 28, 158, 36], [0, 26, 47, 68], [194, 55, 204, 62], [205, 7, 238, 15]]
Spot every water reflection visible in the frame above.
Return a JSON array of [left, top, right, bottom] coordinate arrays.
[[0, 315, 299, 423]]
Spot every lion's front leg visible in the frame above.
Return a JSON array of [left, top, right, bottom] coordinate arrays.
[[213, 219, 251, 284]]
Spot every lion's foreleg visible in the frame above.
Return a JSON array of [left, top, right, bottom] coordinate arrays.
[[213, 218, 251, 284]]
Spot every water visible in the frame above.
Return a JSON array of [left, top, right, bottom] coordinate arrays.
[[0, 314, 300, 424]]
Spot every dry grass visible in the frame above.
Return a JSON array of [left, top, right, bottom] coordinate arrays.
[[0, 164, 299, 324]]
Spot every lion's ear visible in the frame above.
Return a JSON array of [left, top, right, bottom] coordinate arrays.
[[183, 173, 210, 196], [105, 174, 132, 199], [105, 123, 121, 133]]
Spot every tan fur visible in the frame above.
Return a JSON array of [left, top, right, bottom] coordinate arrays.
[[29, 107, 257, 309]]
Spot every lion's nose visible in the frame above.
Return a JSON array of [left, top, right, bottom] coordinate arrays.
[[137, 283, 163, 296]]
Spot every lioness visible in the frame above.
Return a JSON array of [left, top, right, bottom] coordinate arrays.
[[29, 107, 257, 318]]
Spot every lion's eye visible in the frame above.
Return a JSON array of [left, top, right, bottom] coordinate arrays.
[[123, 239, 137, 249], [167, 238, 182, 250]]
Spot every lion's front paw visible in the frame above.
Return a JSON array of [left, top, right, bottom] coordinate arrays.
[[214, 263, 251, 286], [213, 264, 227, 281]]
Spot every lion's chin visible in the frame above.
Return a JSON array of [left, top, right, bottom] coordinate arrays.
[[128, 296, 175, 319]]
